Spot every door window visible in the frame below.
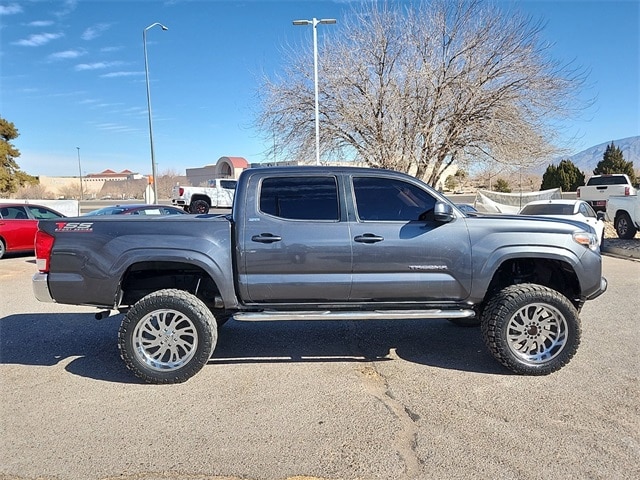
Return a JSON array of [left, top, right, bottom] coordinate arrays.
[[579, 202, 596, 218], [259, 176, 339, 221], [353, 177, 436, 221], [0, 205, 29, 219]]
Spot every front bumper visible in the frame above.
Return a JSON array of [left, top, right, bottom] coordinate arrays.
[[586, 276, 608, 301], [32, 272, 55, 303]]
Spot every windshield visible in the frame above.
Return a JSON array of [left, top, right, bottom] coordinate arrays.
[[520, 204, 574, 215]]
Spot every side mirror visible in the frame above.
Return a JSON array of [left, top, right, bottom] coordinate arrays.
[[597, 211, 606, 221], [434, 201, 455, 223]]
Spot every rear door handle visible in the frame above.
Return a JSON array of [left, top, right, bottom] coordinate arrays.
[[251, 233, 282, 243], [354, 233, 384, 244]]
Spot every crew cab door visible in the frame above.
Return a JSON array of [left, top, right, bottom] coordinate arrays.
[[348, 175, 472, 301], [238, 174, 352, 303]]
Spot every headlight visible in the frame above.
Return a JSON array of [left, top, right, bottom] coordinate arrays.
[[573, 231, 599, 251]]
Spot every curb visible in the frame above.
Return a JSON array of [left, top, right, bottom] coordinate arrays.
[[601, 243, 640, 260]]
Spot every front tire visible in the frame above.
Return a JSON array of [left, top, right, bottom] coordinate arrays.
[[118, 289, 217, 384], [615, 212, 637, 239], [481, 284, 580, 375]]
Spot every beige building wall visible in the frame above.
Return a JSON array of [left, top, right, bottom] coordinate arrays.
[[39, 176, 106, 197]]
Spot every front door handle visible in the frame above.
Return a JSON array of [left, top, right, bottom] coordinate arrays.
[[251, 233, 282, 244], [354, 233, 384, 244]]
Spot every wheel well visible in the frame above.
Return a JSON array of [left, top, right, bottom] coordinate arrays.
[[190, 194, 211, 206], [120, 261, 222, 309], [485, 258, 581, 309]]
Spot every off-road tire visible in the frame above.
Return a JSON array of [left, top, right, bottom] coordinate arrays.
[[615, 212, 637, 239], [191, 199, 210, 214], [481, 284, 580, 375], [118, 289, 217, 384]]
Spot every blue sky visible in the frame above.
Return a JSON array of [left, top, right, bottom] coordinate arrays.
[[1, 0, 639, 178]]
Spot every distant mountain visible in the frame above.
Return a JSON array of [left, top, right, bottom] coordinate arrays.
[[562, 136, 639, 175]]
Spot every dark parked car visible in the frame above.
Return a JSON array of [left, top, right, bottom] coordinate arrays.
[[0, 203, 65, 259], [84, 204, 186, 216]]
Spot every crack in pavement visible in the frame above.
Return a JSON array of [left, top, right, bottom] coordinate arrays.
[[357, 348, 422, 480]]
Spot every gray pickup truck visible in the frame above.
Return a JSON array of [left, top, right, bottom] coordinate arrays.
[[33, 167, 607, 383]]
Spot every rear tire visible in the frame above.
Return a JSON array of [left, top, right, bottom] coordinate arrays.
[[118, 289, 217, 384], [615, 212, 637, 239], [191, 199, 210, 214], [0, 238, 5, 259], [481, 284, 580, 375]]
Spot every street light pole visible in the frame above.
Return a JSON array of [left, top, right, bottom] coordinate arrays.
[[293, 17, 336, 165], [76, 146, 83, 201], [143, 22, 168, 203]]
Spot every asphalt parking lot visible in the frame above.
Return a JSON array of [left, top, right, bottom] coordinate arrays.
[[1, 253, 638, 480]]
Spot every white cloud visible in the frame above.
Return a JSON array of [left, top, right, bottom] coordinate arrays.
[[0, 3, 23, 15], [75, 61, 124, 71], [12, 32, 64, 47], [100, 71, 144, 78], [101, 46, 123, 53], [54, 0, 77, 18], [27, 20, 54, 27], [81, 23, 111, 40], [48, 49, 87, 61]]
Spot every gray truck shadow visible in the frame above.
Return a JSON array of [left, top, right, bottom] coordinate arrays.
[[0, 313, 506, 383], [212, 318, 504, 375]]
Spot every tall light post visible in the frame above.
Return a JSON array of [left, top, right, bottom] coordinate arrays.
[[143, 22, 168, 203], [292, 17, 336, 165], [76, 146, 83, 201]]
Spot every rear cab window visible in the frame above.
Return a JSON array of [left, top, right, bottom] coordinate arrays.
[[26, 206, 62, 220], [259, 176, 339, 221]]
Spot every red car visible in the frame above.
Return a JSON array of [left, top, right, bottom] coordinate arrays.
[[84, 204, 186, 216], [0, 203, 65, 259]]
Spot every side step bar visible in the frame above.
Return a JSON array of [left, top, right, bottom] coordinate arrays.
[[233, 309, 475, 322]]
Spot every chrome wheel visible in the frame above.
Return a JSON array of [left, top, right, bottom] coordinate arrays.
[[119, 289, 217, 383], [132, 308, 199, 371], [481, 284, 580, 375], [506, 303, 567, 364]]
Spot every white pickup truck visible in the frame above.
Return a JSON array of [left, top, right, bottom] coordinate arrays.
[[171, 178, 237, 213], [606, 195, 640, 239], [576, 174, 637, 212]]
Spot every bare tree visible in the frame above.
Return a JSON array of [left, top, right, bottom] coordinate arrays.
[[15, 183, 54, 200], [257, 0, 587, 186], [58, 184, 82, 200], [157, 169, 183, 200]]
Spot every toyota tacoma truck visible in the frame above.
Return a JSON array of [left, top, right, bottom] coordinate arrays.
[[32, 167, 607, 383]]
